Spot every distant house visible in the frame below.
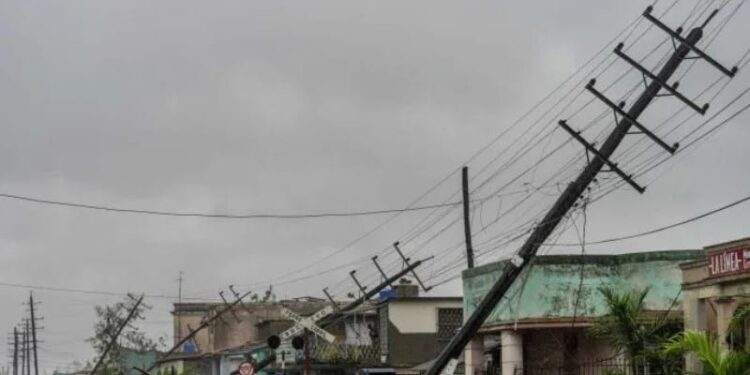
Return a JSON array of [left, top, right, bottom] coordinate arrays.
[[163, 284, 463, 375], [165, 297, 378, 375], [680, 236, 750, 374], [461, 250, 703, 375], [375, 282, 463, 373]]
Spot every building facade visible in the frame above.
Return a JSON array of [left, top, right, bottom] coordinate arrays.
[[173, 298, 336, 354], [376, 283, 463, 373], [681, 236, 750, 373], [167, 297, 380, 375], [461, 250, 703, 375]]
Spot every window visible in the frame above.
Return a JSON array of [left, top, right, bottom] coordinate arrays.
[[437, 308, 463, 344]]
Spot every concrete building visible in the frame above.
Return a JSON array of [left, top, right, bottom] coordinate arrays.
[[164, 282, 463, 375], [376, 282, 463, 374], [461, 250, 703, 375], [681, 236, 750, 373], [173, 298, 337, 354], [166, 297, 380, 375]]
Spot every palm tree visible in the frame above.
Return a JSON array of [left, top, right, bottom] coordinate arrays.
[[589, 287, 682, 374], [728, 304, 750, 351], [663, 330, 750, 375]]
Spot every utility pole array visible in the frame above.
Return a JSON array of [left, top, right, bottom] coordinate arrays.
[[5, 294, 42, 375], [427, 6, 738, 375]]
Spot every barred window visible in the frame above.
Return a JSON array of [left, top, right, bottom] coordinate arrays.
[[437, 308, 463, 343]]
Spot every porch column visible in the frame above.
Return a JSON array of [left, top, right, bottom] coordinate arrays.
[[464, 336, 485, 375], [683, 295, 704, 374], [500, 330, 523, 375], [715, 297, 736, 350]]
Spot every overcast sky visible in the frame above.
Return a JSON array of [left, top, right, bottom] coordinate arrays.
[[2, 0, 750, 372]]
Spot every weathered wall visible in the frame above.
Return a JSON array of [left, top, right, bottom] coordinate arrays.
[[174, 304, 214, 352], [462, 251, 703, 326], [173, 300, 335, 352], [386, 321, 441, 368]]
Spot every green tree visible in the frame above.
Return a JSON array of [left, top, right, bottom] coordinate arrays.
[[728, 304, 750, 350], [663, 330, 750, 375], [589, 286, 682, 374], [87, 293, 164, 374]]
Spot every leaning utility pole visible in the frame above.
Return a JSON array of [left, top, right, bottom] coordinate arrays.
[[146, 290, 253, 371], [427, 7, 737, 375], [462, 166, 475, 268], [91, 295, 145, 375], [318, 257, 431, 327], [28, 293, 39, 375]]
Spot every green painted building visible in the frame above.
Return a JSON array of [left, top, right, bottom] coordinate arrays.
[[460, 250, 703, 375]]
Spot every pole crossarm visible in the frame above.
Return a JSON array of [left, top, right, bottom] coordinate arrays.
[[219, 291, 242, 323], [349, 271, 368, 295], [615, 43, 709, 114], [558, 120, 645, 193], [643, 6, 738, 78], [318, 257, 429, 327], [322, 288, 341, 312], [393, 242, 431, 292], [371, 256, 394, 288], [586, 80, 678, 154]]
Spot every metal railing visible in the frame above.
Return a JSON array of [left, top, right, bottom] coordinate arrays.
[[310, 342, 381, 365]]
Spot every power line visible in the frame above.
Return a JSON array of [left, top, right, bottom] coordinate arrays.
[[294, 9, 659, 290], [0, 281, 216, 301], [0, 192, 468, 219], [552, 191, 750, 246]]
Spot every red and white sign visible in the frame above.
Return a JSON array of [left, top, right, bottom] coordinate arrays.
[[708, 245, 750, 277], [238, 361, 254, 375]]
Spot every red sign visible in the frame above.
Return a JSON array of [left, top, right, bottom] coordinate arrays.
[[238, 361, 255, 375], [708, 245, 750, 277]]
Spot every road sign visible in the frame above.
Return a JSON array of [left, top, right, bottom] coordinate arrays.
[[238, 361, 255, 375], [279, 306, 336, 343], [275, 341, 295, 366]]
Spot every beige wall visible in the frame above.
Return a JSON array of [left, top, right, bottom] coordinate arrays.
[[387, 299, 462, 334], [173, 301, 333, 353], [174, 310, 213, 352]]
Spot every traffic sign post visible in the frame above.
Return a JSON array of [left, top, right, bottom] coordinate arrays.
[[279, 306, 336, 343], [238, 361, 255, 375], [271, 306, 337, 369]]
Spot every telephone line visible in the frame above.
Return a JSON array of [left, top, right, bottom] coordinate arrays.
[[0, 281, 218, 301], [554, 191, 750, 247], [0, 193, 468, 220]]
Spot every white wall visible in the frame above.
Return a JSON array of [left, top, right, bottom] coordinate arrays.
[[388, 300, 462, 333]]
